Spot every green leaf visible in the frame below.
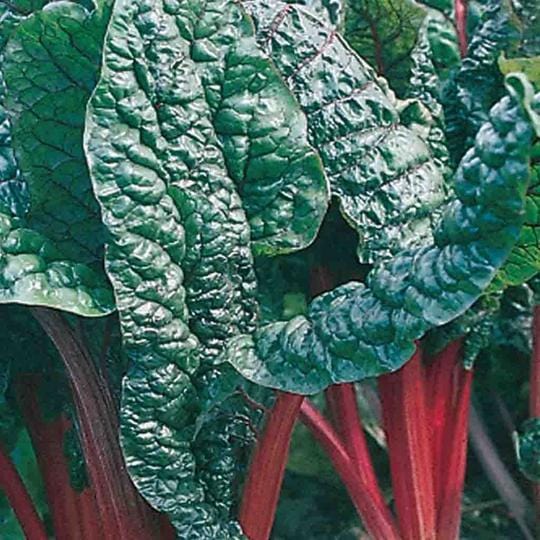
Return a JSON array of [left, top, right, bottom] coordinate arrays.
[[0, 1, 54, 217], [0, 213, 113, 315], [0, 2, 115, 315], [515, 418, 540, 482], [285, 0, 345, 27], [511, 0, 540, 57], [494, 144, 540, 287], [499, 55, 540, 90], [342, 0, 425, 96], [405, 13, 454, 179], [245, 0, 446, 263], [85, 0, 326, 535], [443, 0, 518, 163], [2, 1, 111, 263], [227, 75, 540, 394]]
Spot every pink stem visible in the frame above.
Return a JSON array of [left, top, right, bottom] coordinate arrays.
[[300, 400, 400, 540]]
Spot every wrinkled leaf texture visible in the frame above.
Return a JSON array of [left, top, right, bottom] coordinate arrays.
[[228, 75, 540, 394], [0, 1, 114, 316], [85, 0, 327, 536], [245, 0, 446, 263]]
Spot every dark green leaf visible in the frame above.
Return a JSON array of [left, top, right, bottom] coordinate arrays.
[[3, 1, 111, 263], [228, 75, 540, 394], [515, 418, 540, 482], [0, 213, 113, 315], [245, 0, 446, 263], [443, 0, 518, 163], [85, 0, 326, 535], [0, 1, 114, 315], [285, 0, 345, 27], [494, 143, 540, 287]]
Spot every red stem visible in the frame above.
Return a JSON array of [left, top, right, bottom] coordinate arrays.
[[530, 305, 540, 533], [0, 443, 48, 540], [455, 0, 469, 57], [30, 308, 160, 539], [379, 348, 436, 540], [325, 384, 386, 511], [300, 400, 400, 540], [425, 340, 462, 503], [435, 367, 473, 539], [17, 376, 101, 540], [239, 392, 304, 540]]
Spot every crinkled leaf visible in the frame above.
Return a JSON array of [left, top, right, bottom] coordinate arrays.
[[421, 10, 460, 83], [511, 0, 540, 57], [85, 0, 327, 535], [245, 0, 445, 263], [406, 13, 455, 179], [2, 1, 111, 263], [494, 144, 540, 287], [228, 75, 540, 394], [443, 0, 518, 163], [515, 418, 540, 482], [0, 2, 114, 315], [285, 0, 345, 27], [0, 213, 113, 314]]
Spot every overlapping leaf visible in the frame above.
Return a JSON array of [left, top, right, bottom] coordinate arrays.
[[0, 1, 114, 316], [245, 0, 445, 263], [2, 1, 110, 263], [443, 0, 518, 162], [494, 144, 540, 287], [343, 0, 425, 95], [228, 75, 540, 394], [85, 0, 326, 535]]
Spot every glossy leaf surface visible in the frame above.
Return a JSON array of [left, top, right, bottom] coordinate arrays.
[[0, 1, 113, 316], [85, 0, 324, 535], [228, 75, 540, 394], [245, 0, 445, 263]]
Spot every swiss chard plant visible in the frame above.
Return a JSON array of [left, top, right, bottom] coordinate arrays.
[[0, 0, 539, 538]]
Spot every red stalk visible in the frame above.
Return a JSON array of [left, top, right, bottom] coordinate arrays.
[[17, 376, 101, 540], [239, 392, 304, 540], [30, 308, 160, 539], [529, 305, 540, 533], [0, 443, 48, 540], [300, 400, 400, 540], [425, 340, 462, 502], [378, 348, 436, 540], [454, 0, 469, 57], [325, 383, 386, 511], [435, 366, 473, 539]]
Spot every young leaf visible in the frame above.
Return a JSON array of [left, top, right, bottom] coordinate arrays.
[[228, 75, 540, 394], [85, 0, 325, 535], [245, 0, 446, 263]]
